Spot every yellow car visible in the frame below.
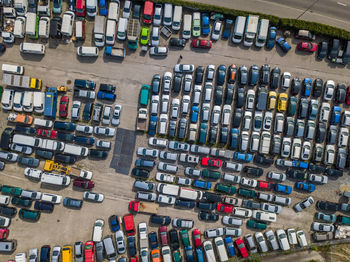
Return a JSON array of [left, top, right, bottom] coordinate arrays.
[[278, 93, 288, 112], [267, 91, 277, 110], [30, 78, 42, 90]]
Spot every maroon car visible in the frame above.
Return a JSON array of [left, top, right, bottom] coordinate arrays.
[[59, 96, 69, 118], [73, 179, 94, 189], [159, 226, 168, 245]]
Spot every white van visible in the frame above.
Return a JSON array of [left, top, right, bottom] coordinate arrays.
[[232, 16, 246, 44], [25, 12, 37, 37], [182, 14, 192, 39], [63, 144, 89, 156], [157, 183, 179, 196], [86, 0, 97, 17], [92, 219, 104, 242], [1, 89, 14, 110], [20, 43, 45, 55], [33, 92, 45, 114], [179, 188, 202, 200], [77, 46, 99, 57], [2, 64, 24, 75], [13, 134, 43, 147], [255, 19, 269, 47], [33, 118, 53, 127], [39, 17, 50, 38], [13, 91, 24, 112], [117, 17, 127, 41], [22, 91, 34, 112], [163, 3, 173, 26], [214, 237, 228, 262], [108, 2, 120, 22], [41, 172, 71, 186], [252, 210, 277, 223], [75, 20, 85, 40], [244, 15, 259, 47], [106, 19, 116, 45], [13, 17, 26, 38], [172, 5, 182, 31], [62, 11, 75, 37]]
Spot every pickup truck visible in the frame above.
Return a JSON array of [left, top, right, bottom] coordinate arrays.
[[105, 46, 126, 58], [136, 108, 148, 131], [129, 201, 158, 214]]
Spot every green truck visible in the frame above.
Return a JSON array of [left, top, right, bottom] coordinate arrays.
[[139, 85, 150, 107], [127, 18, 140, 50]]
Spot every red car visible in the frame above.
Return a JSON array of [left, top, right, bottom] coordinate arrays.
[[159, 226, 168, 245], [84, 241, 95, 262], [235, 238, 249, 258], [59, 96, 69, 118], [36, 129, 57, 139], [130, 257, 138, 262], [0, 228, 9, 240], [346, 86, 350, 105], [191, 39, 212, 49], [216, 203, 233, 213], [192, 229, 201, 247], [201, 158, 222, 168], [73, 179, 95, 189], [257, 180, 274, 190], [297, 41, 317, 52]]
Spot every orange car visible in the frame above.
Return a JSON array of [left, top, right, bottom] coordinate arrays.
[[151, 249, 161, 262], [228, 64, 237, 84], [16, 114, 33, 125]]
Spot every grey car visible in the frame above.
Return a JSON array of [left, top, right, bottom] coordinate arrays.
[[308, 99, 319, 120], [201, 103, 210, 122], [115, 230, 126, 254], [239, 65, 248, 85], [95, 241, 104, 262], [260, 64, 270, 85], [327, 125, 337, 144], [168, 120, 177, 138], [74, 242, 83, 262], [225, 84, 234, 105], [295, 120, 305, 137], [270, 67, 280, 89], [336, 148, 347, 169], [265, 230, 279, 251], [298, 98, 308, 119], [134, 180, 156, 191], [284, 117, 294, 137], [209, 126, 218, 144], [18, 156, 39, 167], [249, 65, 259, 86], [242, 200, 260, 209], [137, 191, 157, 202], [316, 123, 326, 143], [178, 118, 187, 139], [236, 87, 245, 108], [305, 120, 316, 140], [271, 135, 281, 155]]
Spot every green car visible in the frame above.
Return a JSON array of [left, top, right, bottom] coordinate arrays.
[[0, 86, 3, 100], [140, 27, 149, 45], [1, 185, 22, 196], [238, 188, 256, 198], [247, 219, 267, 230], [215, 183, 236, 195], [173, 250, 182, 262], [192, 12, 201, 37], [180, 230, 190, 248], [201, 169, 220, 180], [19, 208, 40, 221], [287, 96, 297, 116], [11, 197, 32, 207]]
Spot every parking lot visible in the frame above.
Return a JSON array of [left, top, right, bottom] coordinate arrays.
[[1, 17, 350, 260]]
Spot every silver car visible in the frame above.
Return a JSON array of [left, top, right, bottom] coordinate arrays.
[[137, 147, 159, 158], [294, 196, 314, 212], [261, 203, 282, 214], [102, 106, 112, 125], [111, 104, 122, 126], [51, 246, 61, 262], [162, 72, 172, 93], [170, 99, 180, 120], [265, 230, 279, 251], [240, 131, 249, 151], [312, 222, 334, 232], [159, 151, 178, 161], [183, 74, 193, 92], [71, 100, 81, 121], [182, 95, 190, 115], [96, 140, 112, 150], [185, 167, 201, 177], [29, 248, 38, 262], [157, 162, 178, 173], [201, 103, 210, 122], [255, 232, 268, 252], [74, 242, 83, 262], [136, 191, 157, 202], [115, 230, 126, 254]]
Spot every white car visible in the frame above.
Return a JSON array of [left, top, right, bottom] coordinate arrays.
[[150, 47, 168, 56], [174, 64, 195, 73], [222, 216, 243, 226], [211, 20, 222, 40], [177, 177, 192, 186], [161, 246, 171, 262], [122, 0, 131, 18], [312, 222, 334, 232], [267, 171, 286, 182], [158, 162, 178, 173], [291, 138, 302, 160], [157, 194, 176, 205], [265, 230, 279, 251], [301, 141, 311, 160], [203, 241, 216, 262], [206, 65, 215, 80], [115, 230, 126, 254], [0, 216, 11, 227], [263, 111, 273, 131], [29, 248, 38, 262], [222, 105, 231, 126], [233, 208, 252, 218], [168, 141, 190, 151], [201, 103, 210, 122], [243, 111, 252, 130], [172, 218, 194, 228], [296, 230, 308, 247], [281, 72, 291, 89], [338, 127, 349, 147], [151, 26, 160, 46], [246, 89, 255, 110], [71, 100, 81, 120], [211, 106, 221, 125], [92, 219, 104, 242], [240, 131, 249, 151], [252, 211, 276, 223], [153, 4, 162, 26], [181, 95, 191, 115], [240, 177, 257, 188], [24, 168, 42, 179], [140, 247, 149, 262], [159, 151, 178, 161], [323, 80, 335, 101], [102, 105, 111, 125], [96, 140, 111, 150], [287, 228, 297, 245], [51, 246, 61, 262], [170, 99, 180, 120], [204, 82, 213, 102], [183, 74, 193, 93], [161, 95, 170, 113], [274, 113, 284, 133], [185, 167, 201, 177], [250, 131, 260, 152], [76, 124, 93, 134], [222, 173, 241, 184], [21, 190, 42, 200], [179, 153, 199, 164], [324, 145, 335, 165], [308, 174, 327, 184], [111, 104, 122, 126], [83, 191, 104, 202], [137, 147, 159, 158], [205, 228, 225, 238], [319, 102, 330, 122], [163, 72, 172, 93], [0, 151, 18, 162], [261, 203, 282, 214], [281, 137, 291, 158], [148, 137, 168, 148], [41, 193, 62, 204], [276, 229, 290, 251], [255, 232, 268, 252], [156, 172, 175, 183], [94, 126, 115, 137], [10, 144, 33, 155]]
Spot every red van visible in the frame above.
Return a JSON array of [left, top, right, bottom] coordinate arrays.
[[123, 214, 136, 236], [76, 0, 86, 17], [143, 1, 154, 24]]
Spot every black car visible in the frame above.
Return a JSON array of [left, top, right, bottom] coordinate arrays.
[[225, 84, 234, 105], [260, 64, 270, 85], [57, 132, 75, 142], [75, 136, 95, 146], [249, 65, 259, 86], [336, 83, 347, 103], [89, 149, 108, 159], [169, 229, 180, 250], [54, 121, 76, 131], [238, 65, 248, 86], [232, 108, 242, 128], [0, 205, 17, 217], [209, 126, 218, 144], [312, 78, 323, 97], [55, 154, 77, 164], [150, 214, 171, 226], [214, 85, 223, 105], [325, 168, 343, 177], [309, 164, 326, 173], [82, 103, 93, 121], [99, 84, 116, 93], [175, 200, 195, 209], [317, 41, 328, 60], [63, 197, 83, 209], [242, 200, 260, 209], [35, 150, 53, 160], [202, 192, 222, 203], [328, 39, 340, 59], [316, 201, 339, 212], [243, 166, 263, 177], [151, 74, 161, 94], [235, 88, 245, 108], [291, 78, 301, 95], [270, 67, 281, 89], [316, 123, 326, 143], [227, 64, 237, 84], [132, 4, 141, 19], [1, 128, 14, 150], [68, 0, 75, 11], [195, 66, 205, 84], [196, 201, 216, 210], [34, 201, 54, 212], [132, 168, 150, 179], [40, 245, 51, 262], [0, 43, 6, 53], [286, 169, 307, 180], [253, 154, 274, 165], [14, 126, 35, 135], [173, 73, 182, 93], [216, 65, 226, 85], [127, 236, 137, 257], [219, 127, 228, 144], [169, 38, 186, 47], [198, 211, 219, 221], [49, 17, 62, 39]]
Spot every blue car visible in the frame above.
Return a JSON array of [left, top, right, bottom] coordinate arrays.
[[224, 237, 235, 257], [266, 26, 277, 49], [331, 106, 341, 124], [274, 183, 292, 194], [233, 152, 253, 162], [292, 161, 308, 169], [295, 182, 316, 192], [148, 232, 158, 249], [191, 106, 199, 123], [127, 236, 136, 257], [195, 248, 204, 262], [201, 13, 210, 36], [185, 246, 194, 262], [222, 19, 233, 39], [276, 37, 291, 53], [99, 0, 107, 16], [97, 91, 116, 101], [199, 123, 208, 144], [230, 128, 239, 149], [54, 121, 76, 131], [148, 115, 157, 136], [109, 215, 120, 232], [193, 180, 211, 190], [74, 136, 95, 146], [303, 78, 312, 96]]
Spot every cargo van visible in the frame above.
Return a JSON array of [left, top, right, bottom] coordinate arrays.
[[172, 5, 182, 31], [108, 2, 120, 22], [62, 11, 75, 37], [103, 236, 117, 261], [182, 14, 192, 39], [106, 19, 116, 45], [255, 19, 269, 47], [1, 89, 14, 110], [33, 92, 45, 113], [39, 17, 50, 38], [13, 134, 42, 147], [34, 118, 53, 127], [77, 46, 99, 57], [0, 240, 17, 252], [157, 183, 179, 196], [13, 91, 24, 112], [232, 16, 246, 44], [25, 12, 37, 37], [75, 19, 85, 40], [63, 143, 89, 156], [179, 188, 202, 200], [20, 43, 45, 55], [2, 64, 24, 75], [41, 172, 71, 186], [244, 15, 259, 46], [117, 17, 127, 41], [22, 91, 34, 112], [14, 17, 26, 38], [163, 3, 173, 26]]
